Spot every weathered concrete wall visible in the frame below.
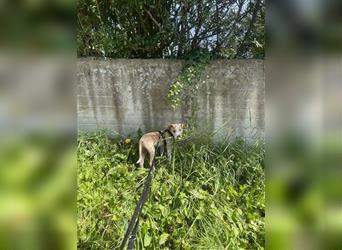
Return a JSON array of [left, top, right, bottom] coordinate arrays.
[[77, 59, 264, 140]]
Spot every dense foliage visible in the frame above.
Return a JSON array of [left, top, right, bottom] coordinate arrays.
[[77, 0, 265, 59], [78, 132, 265, 249]]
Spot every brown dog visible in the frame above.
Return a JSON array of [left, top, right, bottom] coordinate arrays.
[[136, 124, 184, 167]]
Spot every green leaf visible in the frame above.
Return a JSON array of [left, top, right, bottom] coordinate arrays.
[[190, 189, 205, 199], [159, 233, 169, 245], [144, 233, 152, 247]]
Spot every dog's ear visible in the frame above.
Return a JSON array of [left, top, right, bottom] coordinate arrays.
[[181, 123, 186, 128], [168, 124, 174, 130]]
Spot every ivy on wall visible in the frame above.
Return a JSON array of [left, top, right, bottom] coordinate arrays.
[[168, 52, 212, 109], [167, 50, 213, 132]]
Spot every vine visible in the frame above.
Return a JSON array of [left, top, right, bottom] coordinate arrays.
[[167, 51, 213, 122]]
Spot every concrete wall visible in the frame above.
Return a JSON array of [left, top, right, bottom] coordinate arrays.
[[77, 59, 264, 141]]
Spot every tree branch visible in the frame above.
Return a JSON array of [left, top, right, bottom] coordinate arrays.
[[234, 0, 262, 58], [145, 9, 162, 30]]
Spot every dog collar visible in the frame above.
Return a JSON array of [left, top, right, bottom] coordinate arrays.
[[158, 129, 174, 138], [163, 129, 174, 138]]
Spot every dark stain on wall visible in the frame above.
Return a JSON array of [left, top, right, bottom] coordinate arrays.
[[140, 84, 153, 131], [110, 71, 124, 133], [86, 64, 98, 122]]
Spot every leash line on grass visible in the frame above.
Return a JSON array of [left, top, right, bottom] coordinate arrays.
[[119, 141, 159, 250]]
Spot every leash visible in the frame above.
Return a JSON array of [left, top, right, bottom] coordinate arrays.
[[120, 129, 177, 250], [119, 140, 161, 250]]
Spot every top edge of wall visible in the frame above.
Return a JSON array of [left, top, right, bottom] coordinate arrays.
[[77, 57, 264, 63]]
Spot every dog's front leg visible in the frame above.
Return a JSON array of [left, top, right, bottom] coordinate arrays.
[[166, 140, 172, 162], [158, 144, 164, 156]]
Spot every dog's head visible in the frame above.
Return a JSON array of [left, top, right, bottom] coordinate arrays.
[[168, 123, 185, 138]]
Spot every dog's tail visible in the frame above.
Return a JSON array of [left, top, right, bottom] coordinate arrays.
[[136, 141, 143, 165]]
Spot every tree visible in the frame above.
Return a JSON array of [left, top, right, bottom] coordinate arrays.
[[77, 0, 265, 59]]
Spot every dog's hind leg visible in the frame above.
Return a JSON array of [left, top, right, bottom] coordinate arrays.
[[136, 141, 145, 167], [148, 147, 156, 167]]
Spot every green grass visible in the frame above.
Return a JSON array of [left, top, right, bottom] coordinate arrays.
[[77, 131, 265, 249]]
